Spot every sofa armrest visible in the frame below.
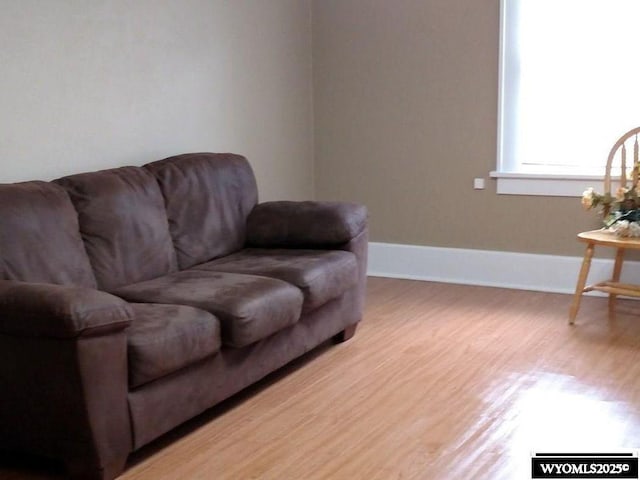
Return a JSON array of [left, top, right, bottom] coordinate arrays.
[[0, 280, 133, 338], [246, 201, 368, 248], [0, 281, 134, 477]]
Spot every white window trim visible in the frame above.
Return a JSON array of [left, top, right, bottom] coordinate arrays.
[[489, 171, 604, 197]]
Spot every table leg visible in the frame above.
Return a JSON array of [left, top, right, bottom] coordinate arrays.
[[609, 248, 625, 314], [569, 243, 595, 324]]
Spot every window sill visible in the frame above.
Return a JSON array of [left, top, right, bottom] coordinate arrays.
[[490, 171, 605, 197]]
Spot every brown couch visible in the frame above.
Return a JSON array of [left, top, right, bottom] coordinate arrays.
[[0, 153, 368, 480]]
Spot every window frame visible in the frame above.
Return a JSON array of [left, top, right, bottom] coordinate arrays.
[[492, 0, 612, 197]]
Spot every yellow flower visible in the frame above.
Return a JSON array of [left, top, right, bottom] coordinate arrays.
[[616, 186, 629, 202], [581, 187, 594, 210]]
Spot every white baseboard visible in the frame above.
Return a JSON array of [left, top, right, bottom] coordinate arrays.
[[367, 242, 640, 295]]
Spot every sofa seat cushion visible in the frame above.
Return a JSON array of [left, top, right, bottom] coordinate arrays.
[[191, 249, 358, 311], [114, 271, 303, 349], [127, 303, 221, 388]]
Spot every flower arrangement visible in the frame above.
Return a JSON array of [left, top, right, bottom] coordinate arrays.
[[582, 174, 640, 237]]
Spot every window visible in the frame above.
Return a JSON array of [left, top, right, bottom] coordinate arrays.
[[493, 0, 640, 196]]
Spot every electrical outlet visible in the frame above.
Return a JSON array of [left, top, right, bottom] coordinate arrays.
[[473, 178, 485, 190]]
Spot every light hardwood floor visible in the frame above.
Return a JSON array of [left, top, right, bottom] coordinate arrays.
[[3, 277, 640, 479]]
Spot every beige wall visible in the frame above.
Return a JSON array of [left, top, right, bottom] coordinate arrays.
[[313, 0, 600, 256], [0, 0, 313, 201], [0, 0, 605, 256]]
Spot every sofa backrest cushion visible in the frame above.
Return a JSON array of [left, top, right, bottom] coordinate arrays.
[[144, 153, 258, 269], [55, 167, 178, 290], [0, 181, 97, 287]]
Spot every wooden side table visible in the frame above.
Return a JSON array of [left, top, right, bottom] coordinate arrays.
[[570, 229, 640, 324]]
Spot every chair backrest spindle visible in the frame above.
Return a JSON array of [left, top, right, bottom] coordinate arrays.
[[634, 134, 639, 185], [621, 143, 627, 187], [603, 127, 640, 218]]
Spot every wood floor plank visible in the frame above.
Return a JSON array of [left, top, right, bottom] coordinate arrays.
[[3, 277, 640, 479]]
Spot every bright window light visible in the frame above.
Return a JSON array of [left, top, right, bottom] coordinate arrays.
[[498, 0, 640, 178]]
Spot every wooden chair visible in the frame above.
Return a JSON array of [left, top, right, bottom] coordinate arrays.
[[570, 126, 640, 324]]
